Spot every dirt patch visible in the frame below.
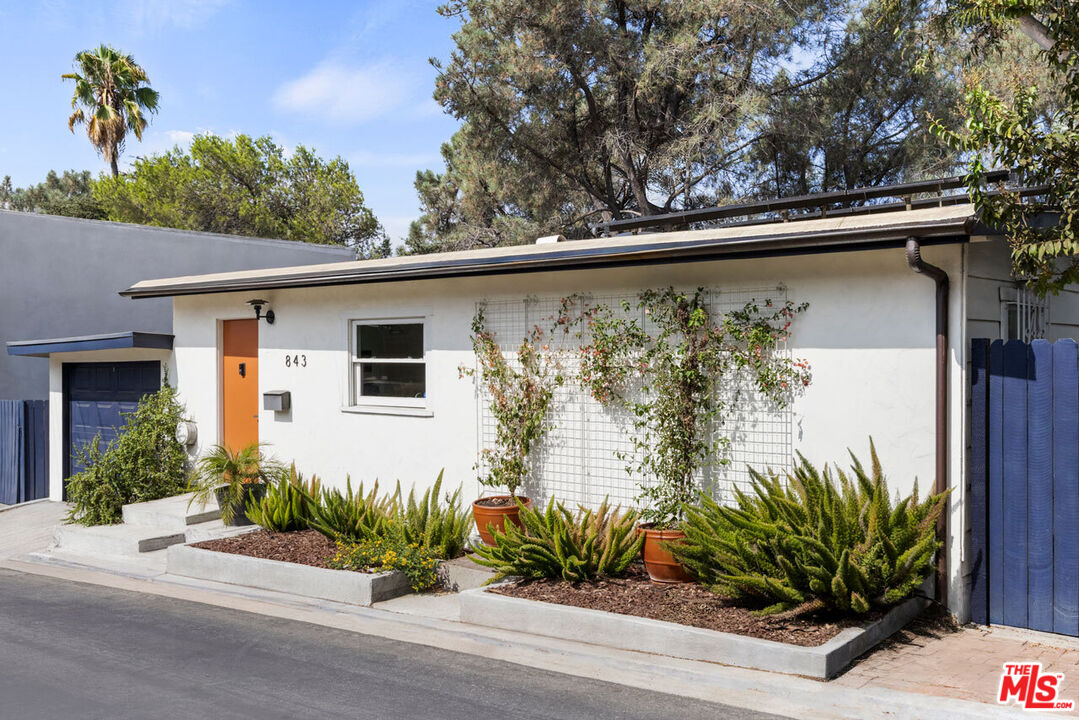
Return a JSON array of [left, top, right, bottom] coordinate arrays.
[[192, 529, 347, 570], [474, 496, 517, 508], [491, 565, 881, 647]]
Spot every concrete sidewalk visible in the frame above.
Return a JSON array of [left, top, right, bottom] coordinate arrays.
[[0, 500, 68, 561], [0, 501, 1047, 719]]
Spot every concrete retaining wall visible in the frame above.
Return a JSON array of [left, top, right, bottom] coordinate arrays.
[[166, 544, 411, 606], [459, 586, 929, 679]]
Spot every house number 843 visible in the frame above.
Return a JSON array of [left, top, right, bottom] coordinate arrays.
[[285, 354, 307, 368]]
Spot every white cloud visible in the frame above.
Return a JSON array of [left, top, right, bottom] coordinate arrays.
[[273, 61, 409, 125], [118, 0, 232, 32], [165, 130, 195, 145], [349, 150, 439, 168]]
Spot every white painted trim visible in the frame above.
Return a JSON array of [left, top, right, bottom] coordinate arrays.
[[346, 316, 429, 411]]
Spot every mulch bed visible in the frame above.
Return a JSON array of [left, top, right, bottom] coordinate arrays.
[[192, 529, 349, 570], [491, 565, 881, 647]]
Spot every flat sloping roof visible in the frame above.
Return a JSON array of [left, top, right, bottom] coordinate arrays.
[[6, 331, 174, 357], [122, 205, 978, 299], [0, 209, 356, 258]]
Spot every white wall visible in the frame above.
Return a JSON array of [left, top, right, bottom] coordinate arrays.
[[174, 248, 959, 505]]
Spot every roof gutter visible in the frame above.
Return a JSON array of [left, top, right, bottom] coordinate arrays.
[[122, 216, 975, 299], [905, 238, 950, 607]]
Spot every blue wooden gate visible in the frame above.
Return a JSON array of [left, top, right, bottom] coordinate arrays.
[[0, 400, 49, 505], [970, 338, 1079, 635]]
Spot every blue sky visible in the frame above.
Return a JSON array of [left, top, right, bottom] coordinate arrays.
[[0, 0, 461, 244]]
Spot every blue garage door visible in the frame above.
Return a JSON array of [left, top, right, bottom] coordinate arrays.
[[63, 361, 160, 480]]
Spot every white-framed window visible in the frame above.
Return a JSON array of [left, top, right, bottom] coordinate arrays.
[[1000, 286, 1048, 342], [349, 319, 426, 408]]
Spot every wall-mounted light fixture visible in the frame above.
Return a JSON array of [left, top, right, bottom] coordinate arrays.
[[246, 299, 275, 324]]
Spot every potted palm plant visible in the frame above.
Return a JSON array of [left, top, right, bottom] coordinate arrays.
[[189, 442, 284, 526]]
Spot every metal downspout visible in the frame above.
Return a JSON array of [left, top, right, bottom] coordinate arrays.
[[905, 238, 950, 606]]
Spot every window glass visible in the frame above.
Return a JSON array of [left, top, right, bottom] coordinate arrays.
[[356, 363, 426, 398], [350, 320, 426, 405], [357, 324, 423, 359]]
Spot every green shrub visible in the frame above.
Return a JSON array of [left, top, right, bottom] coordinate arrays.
[[65, 383, 189, 526], [246, 464, 321, 533], [396, 471, 470, 559], [327, 537, 439, 592], [471, 498, 644, 582], [670, 441, 948, 616], [307, 479, 397, 543]]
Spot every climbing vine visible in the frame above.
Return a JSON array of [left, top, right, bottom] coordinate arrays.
[[561, 288, 811, 528], [461, 304, 564, 497]]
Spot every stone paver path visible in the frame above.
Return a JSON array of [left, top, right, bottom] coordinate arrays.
[[835, 608, 1079, 713]]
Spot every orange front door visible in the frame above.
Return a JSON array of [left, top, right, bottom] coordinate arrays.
[[222, 319, 258, 452]]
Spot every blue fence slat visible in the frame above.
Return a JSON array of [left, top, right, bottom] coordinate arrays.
[[1002, 339, 1030, 628], [1054, 339, 1079, 636], [0, 401, 19, 505], [0, 400, 50, 505], [988, 340, 1006, 624], [24, 401, 48, 502], [1028, 340, 1054, 632], [969, 338, 990, 625]]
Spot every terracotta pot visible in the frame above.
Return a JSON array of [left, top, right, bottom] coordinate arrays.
[[638, 523, 693, 584], [472, 495, 532, 546]]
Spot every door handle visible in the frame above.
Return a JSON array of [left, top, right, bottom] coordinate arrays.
[[238, 362, 246, 378]]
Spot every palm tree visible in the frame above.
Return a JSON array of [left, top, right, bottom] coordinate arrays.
[[62, 45, 159, 177]]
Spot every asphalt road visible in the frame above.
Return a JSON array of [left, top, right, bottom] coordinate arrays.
[[0, 568, 790, 720]]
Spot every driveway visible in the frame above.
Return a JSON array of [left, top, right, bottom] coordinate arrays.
[[0, 568, 788, 720]]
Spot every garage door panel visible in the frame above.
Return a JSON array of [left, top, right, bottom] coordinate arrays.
[[64, 362, 160, 481]]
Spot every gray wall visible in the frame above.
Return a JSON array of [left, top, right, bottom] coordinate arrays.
[[0, 211, 354, 400], [966, 238, 1079, 342]]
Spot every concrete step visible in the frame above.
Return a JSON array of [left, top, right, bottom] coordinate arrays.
[[121, 493, 220, 531], [54, 522, 186, 556], [183, 520, 260, 545], [440, 554, 496, 591], [26, 548, 168, 578]]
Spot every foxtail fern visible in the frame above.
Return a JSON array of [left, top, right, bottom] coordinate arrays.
[[396, 471, 471, 559], [671, 440, 948, 616], [246, 464, 321, 533], [306, 478, 397, 543], [472, 497, 644, 582]]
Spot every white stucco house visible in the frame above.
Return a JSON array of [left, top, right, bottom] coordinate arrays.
[[21, 180, 1079, 623]]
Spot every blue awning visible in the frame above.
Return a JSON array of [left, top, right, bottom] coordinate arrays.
[[6, 331, 174, 357]]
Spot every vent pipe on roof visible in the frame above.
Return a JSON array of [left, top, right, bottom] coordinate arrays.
[[905, 237, 950, 608], [535, 234, 566, 245]]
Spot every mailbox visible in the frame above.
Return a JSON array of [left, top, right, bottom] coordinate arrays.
[[263, 390, 291, 412]]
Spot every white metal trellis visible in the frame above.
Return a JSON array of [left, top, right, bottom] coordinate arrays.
[[473, 286, 797, 510]]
